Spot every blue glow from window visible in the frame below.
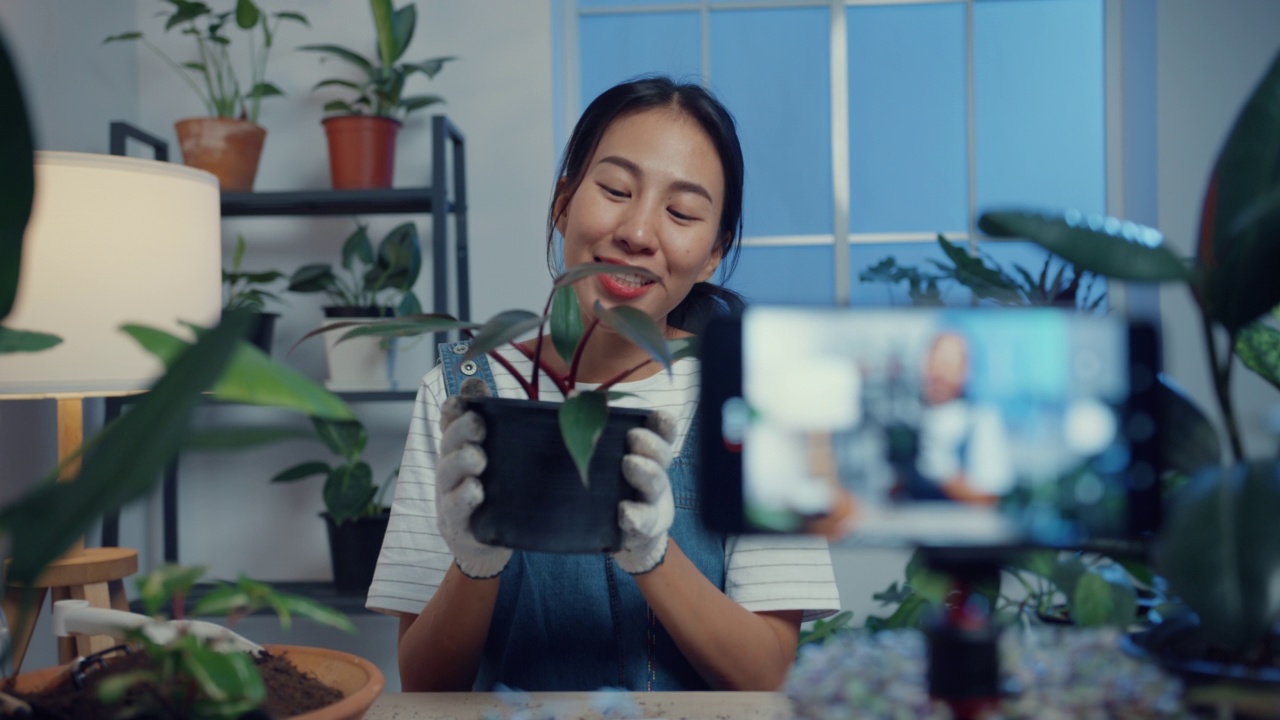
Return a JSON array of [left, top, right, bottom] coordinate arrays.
[[847, 3, 968, 234], [710, 8, 832, 237], [578, 12, 702, 112], [974, 0, 1106, 217], [724, 245, 835, 306]]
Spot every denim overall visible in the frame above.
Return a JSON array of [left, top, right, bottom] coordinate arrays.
[[438, 343, 727, 691]]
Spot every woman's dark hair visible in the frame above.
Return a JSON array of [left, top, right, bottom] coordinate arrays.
[[545, 75, 746, 333]]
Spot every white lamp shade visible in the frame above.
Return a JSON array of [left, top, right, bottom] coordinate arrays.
[[0, 152, 222, 397]]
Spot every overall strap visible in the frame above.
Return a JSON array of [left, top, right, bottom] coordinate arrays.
[[437, 341, 499, 397]]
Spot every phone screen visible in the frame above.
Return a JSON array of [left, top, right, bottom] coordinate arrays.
[[700, 307, 1160, 549]]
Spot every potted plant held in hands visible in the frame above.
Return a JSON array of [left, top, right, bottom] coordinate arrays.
[[104, 0, 309, 191], [287, 220, 422, 390], [271, 417, 395, 595], [305, 263, 696, 553], [300, 0, 454, 189]]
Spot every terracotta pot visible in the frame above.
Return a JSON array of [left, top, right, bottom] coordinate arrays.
[[9, 644, 385, 720], [174, 117, 266, 192], [465, 396, 648, 553], [322, 115, 400, 189]]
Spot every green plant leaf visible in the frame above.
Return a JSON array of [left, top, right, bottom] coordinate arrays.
[[0, 326, 61, 353], [389, 4, 416, 64], [123, 323, 353, 420], [322, 99, 359, 114], [396, 291, 422, 317], [865, 593, 932, 632], [463, 310, 545, 361], [1157, 373, 1223, 477], [96, 670, 160, 704], [978, 211, 1192, 283], [233, 0, 260, 29], [593, 302, 673, 375], [183, 426, 311, 452], [1155, 460, 1280, 655], [0, 32, 34, 320], [369, 0, 397, 68], [399, 95, 445, 114], [274, 593, 357, 634], [324, 461, 377, 525], [103, 32, 144, 43], [138, 563, 208, 617], [1070, 564, 1137, 627], [560, 391, 608, 487], [325, 314, 475, 347], [298, 43, 374, 73], [375, 222, 421, 289], [553, 262, 660, 290], [1011, 550, 1059, 580], [935, 234, 1024, 305], [1197, 51, 1280, 332], [313, 78, 363, 92], [1052, 555, 1087, 601], [274, 11, 308, 25], [341, 223, 374, 271], [270, 461, 331, 483], [312, 416, 367, 459], [550, 285, 583, 365], [0, 314, 250, 586], [287, 263, 337, 293], [189, 584, 252, 618], [247, 81, 284, 99], [186, 643, 265, 706], [406, 56, 454, 79], [1236, 320, 1280, 392]]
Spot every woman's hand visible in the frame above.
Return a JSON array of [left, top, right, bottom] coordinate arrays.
[[437, 395, 512, 579], [613, 410, 677, 574]]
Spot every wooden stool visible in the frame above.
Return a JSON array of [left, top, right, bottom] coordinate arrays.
[[4, 546, 138, 673]]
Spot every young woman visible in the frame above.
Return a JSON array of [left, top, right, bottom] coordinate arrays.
[[366, 76, 840, 692]]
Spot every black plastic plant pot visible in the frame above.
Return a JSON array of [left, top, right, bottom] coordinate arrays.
[[247, 311, 278, 355], [322, 306, 394, 319], [322, 509, 390, 595], [466, 396, 648, 554]]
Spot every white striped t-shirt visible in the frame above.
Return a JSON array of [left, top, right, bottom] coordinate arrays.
[[366, 346, 841, 622]]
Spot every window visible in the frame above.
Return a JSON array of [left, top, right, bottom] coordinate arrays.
[[558, 0, 1109, 308]]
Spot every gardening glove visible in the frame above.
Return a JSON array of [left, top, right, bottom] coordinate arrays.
[[436, 383, 512, 579], [613, 410, 677, 575]]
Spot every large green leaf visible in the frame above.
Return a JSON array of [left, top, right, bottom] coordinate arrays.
[[0, 31, 35, 320], [0, 327, 61, 353], [287, 263, 337, 293], [1236, 315, 1280, 392], [323, 461, 376, 524], [272, 592, 357, 633], [185, 643, 265, 707], [374, 221, 421, 289], [312, 416, 366, 460], [1070, 564, 1137, 628], [935, 234, 1023, 305], [369, 0, 398, 68], [550, 285, 583, 365], [138, 563, 208, 617], [978, 211, 1192, 284], [123, 323, 353, 420], [1198, 50, 1280, 332], [0, 314, 248, 585], [233, 0, 260, 29], [464, 310, 545, 361], [553, 262, 660, 289], [593, 302, 673, 376], [1156, 374, 1223, 476], [1155, 460, 1280, 655], [560, 390, 608, 487], [389, 4, 416, 64]]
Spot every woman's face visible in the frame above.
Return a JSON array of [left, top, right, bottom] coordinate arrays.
[[555, 107, 725, 329]]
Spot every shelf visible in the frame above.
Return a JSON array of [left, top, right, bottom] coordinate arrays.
[[128, 581, 377, 617], [221, 187, 451, 217]]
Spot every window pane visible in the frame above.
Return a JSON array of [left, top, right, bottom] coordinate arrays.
[[850, 241, 974, 307], [578, 12, 702, 108], [847, 3, 968, 234], [725, 245, 835, 306], [974, 0, 1106, 216], [581, 0, 689, 7], [710, 8, 832, 237]]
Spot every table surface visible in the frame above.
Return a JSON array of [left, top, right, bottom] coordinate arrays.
[[366, 692, 793, 720]]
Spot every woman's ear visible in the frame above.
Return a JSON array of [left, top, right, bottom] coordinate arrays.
[[697, 233, 728, 283], [552, 177, 571, 236]]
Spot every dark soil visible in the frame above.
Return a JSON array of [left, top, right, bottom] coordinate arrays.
[[1, 648, 343, 720]]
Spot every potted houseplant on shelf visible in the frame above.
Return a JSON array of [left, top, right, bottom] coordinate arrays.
[[287, 220, 423, 391], [299, 0, 454, 189], [223, 233, 287, 355], [301, 262, 696, 554], [270, 416, 395, 595], [2, 564, 383, 720], [103, 0, 309, 191], [978, 47, 1280, 713]]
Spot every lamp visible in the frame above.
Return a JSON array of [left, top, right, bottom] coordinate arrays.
[[0, 151, 221, 671]]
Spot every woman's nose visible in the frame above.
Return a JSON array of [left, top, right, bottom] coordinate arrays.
[[613, 201, 659, 254]]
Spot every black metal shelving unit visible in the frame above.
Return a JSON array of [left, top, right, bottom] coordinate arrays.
[[104, 118, 470, 608]]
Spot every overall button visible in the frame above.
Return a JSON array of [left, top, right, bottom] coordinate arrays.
[[460, 360, 478, 376], [450, 343, 469, 355]]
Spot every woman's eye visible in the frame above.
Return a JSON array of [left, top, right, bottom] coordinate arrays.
[[668, 208, 695, 222], [600, 184, 627, 198]]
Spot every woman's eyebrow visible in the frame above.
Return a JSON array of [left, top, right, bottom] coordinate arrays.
[[597, 155, 713, 204]]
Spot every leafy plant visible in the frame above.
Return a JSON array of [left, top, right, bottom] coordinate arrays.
[[300, 0, 454, 120], [859, 233, 1105, 311], [94, 564, 354, 719], [223, 234, 285, 313], [286, 220, 423, 316], [301, 263, 696, 484], [979, 49, 1280, 660], [104, 0, 308, 123], [270, 416, 395, 525]]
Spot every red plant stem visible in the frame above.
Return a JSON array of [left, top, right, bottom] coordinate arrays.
[[510, 341, 571, 398], [597, 357, 656, 392], [528, 291, 559, 401], [566, 318, 601, 389], [1200, 309, 1245, 462]]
